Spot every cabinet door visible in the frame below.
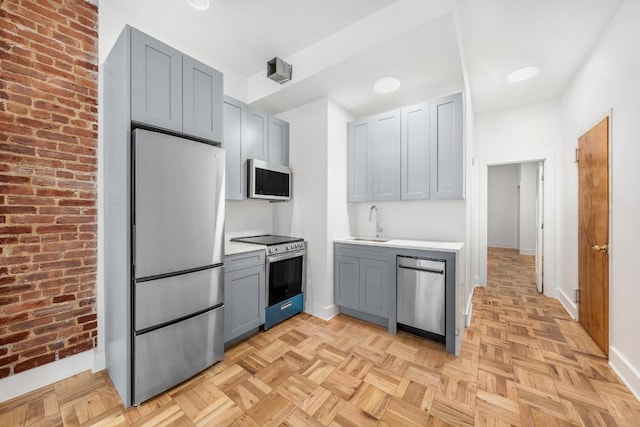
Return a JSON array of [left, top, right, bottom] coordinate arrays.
[[246, 109, 269, 161], [223, 96, 246, 200], [334, 255, 360, 310], [183, 55, 223, 142], [224, 265, 265, 343], [359, 258, 389, 317], [401, 102, 430, 200], [268, 116, 290, 166], [347, 119, 372, 202], [430, 93, 463, 199], [372, 109, 401, 201], [130, 29, 182, 132]]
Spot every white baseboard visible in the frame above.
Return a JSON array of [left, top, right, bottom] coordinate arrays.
[[487, 243, 517, 249], [609, 347, 640, 401], [557, 288, 578, 320], [0, 350, 94, 404], [465, 291, 474, 327], [519, 248, 535, 255], [306, 302, 339, 321], [93, 348, 106, 372]]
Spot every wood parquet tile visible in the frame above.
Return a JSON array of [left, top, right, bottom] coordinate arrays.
[[2, 247, 639, 426]]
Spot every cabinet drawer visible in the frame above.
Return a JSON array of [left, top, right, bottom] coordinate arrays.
[[225, 250, 265, 272], [335, 244, 387, 261]]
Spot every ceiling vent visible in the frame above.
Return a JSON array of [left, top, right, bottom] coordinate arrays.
[[267, 57, 292, 84]]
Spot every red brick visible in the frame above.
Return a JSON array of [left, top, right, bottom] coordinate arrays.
[[1, 0, 97, 378], [0, 331, 29, 346], [14, 353, 56, 374]]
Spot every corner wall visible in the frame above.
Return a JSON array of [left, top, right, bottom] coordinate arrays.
[[559, 0, 640, 398]]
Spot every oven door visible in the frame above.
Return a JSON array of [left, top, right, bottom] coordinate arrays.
[[266, 250, 306, 307]]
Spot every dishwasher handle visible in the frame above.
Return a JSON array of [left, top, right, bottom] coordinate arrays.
[[398, 264, 444, 275]]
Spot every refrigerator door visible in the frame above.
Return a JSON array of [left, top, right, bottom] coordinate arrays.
[[134, 266, 223, 331], [133, 306, 223, 405], [133, 129, 225, 279]]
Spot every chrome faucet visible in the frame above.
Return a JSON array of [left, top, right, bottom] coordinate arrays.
[[368, 205, 383, 237]]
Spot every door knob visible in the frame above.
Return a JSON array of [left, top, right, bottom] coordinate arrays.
[[592, 244, 608, 254]]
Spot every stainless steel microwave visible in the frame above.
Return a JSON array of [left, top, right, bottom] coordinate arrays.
[[248, 159, 291, 201]]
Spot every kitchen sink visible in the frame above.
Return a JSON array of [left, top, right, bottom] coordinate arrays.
[[352, 237, 390, 243]]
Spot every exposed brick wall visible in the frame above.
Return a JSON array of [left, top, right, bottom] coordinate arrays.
[[0, 0, 98, 378]]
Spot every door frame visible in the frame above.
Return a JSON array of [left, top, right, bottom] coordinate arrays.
[[575, 110, 614, 353], [478, 152, 556, 298]]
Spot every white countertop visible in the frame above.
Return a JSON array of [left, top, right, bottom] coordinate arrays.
[[334, 237, 464, 252], [225, 241, 267, 256]]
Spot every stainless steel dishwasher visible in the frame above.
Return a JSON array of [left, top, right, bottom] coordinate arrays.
[[396, 256, 446, 340]]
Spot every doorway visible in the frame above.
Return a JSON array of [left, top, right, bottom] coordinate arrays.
[[577, 117, 609, 356], [487, 161, 544, 292], [478, 153, 555, 298]]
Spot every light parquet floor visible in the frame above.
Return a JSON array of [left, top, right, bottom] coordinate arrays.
[[2, 247, 639, 426]]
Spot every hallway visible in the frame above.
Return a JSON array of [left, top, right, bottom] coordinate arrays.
[[477, 247, 639, 425]]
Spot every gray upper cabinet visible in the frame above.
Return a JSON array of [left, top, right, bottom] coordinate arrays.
[[223, 97, 290, 199], [372, 109, 401, 201], [130, 28, 222, 143], [430, 93, 463, 200], [246, 109, 269, 161], [131, 29, 182, 133], [268, 116, 289, 166], [223, 96, 246, 200], [183, 56, 223, 142], [347, 118, 373, 202], [401, 102, 430, 200], [347, 92, 463, 202]]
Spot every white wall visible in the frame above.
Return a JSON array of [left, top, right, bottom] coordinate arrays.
[[559, 0, 640, 398], [272, 98, 334, 319], [518, 162, 538, 254], [348, 199, 466, 242], [473, 101, 562, 294], [225, 200, 273, 240], [487, 164, 519, 249]]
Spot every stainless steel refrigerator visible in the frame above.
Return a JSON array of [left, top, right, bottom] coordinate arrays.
[[107, 128, 225, 406]]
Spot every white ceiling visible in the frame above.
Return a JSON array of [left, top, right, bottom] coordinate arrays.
[[102, 0, 624, 116]]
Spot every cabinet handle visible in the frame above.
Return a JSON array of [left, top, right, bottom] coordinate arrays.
[[280, 301, 292, 310]]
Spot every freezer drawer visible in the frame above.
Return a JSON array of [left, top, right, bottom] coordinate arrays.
[[396, 256, 445, 336], [134, 266, 223, 331], [133, 129, 225, 279], [133, 306, 223, 405]]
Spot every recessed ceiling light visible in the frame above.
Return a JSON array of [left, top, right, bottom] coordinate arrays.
[[373, 77, 401, 94], [185, 0, 210, 10], [507, 66, 540, 83]]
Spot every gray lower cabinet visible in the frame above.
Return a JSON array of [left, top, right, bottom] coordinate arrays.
[[372, 109, 401, 201], [224, 251, 265, 344], [130, 27, 223, 142], [347, 92, 463, 202], [334, 245, 389, 320]]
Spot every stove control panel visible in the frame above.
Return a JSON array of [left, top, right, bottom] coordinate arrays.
[[268, 241, 305, 255]]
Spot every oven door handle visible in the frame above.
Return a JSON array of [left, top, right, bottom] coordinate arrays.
[[267, 250, 306, 263]]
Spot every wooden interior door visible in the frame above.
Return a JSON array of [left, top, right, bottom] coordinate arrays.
[[578, 117, 609, 356]]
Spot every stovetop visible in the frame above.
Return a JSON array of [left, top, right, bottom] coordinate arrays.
[[230, 234, 304, 246]]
